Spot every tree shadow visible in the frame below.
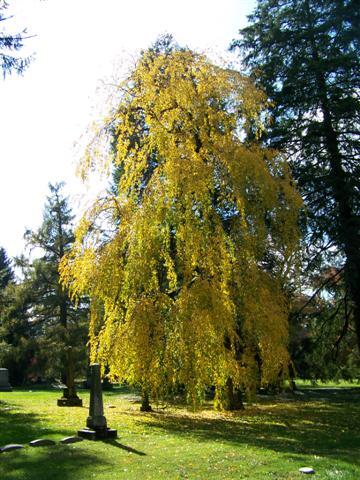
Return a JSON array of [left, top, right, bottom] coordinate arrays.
[[127, 388, 360, 467], [1, 446, 108, 480], [0, 398, 67, 445], [0, 399, 107, 480]]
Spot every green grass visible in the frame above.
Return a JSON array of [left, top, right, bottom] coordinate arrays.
[[0, 385, 359, 479], [292, 379, 360, 388]]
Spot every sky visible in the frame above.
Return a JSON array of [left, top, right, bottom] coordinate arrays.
[[0, 0, 256, 259]]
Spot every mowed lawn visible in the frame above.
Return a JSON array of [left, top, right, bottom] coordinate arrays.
[[0, 385, 359, 480]]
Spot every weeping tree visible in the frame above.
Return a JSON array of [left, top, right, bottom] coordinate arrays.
[[61, 45, 301, 409]]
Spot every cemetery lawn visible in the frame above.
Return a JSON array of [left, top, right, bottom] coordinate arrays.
[[0, 386, 359, 480]]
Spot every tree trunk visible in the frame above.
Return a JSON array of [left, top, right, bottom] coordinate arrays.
[[322, 113, 360, 352], [305, 0, 360, 352], [224, 378, 244, 411], [59, 297, 68, 384], [140, 389, 152, 412]]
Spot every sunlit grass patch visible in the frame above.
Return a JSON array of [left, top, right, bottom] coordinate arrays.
[[0, 386, 359, 479]]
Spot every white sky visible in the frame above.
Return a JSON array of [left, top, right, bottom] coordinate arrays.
[[0, 0, 255, 259]]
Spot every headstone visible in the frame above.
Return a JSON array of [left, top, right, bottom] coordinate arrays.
[[57, 347, 83, 407], [78, 363, 117, 440], [60, 436, 84, 444], [29, 439, 56, 447], [1, 444, 24, 452], [77, 428, 96, 440], [299, 467, 315, 474], [0, 368, 12, 391]]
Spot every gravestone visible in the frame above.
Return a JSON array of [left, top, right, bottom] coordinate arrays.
[[60, 436, 84, 444], [0, 368, 12, 391], [1, 444, 24, 452], [299, 467, 315, 474], [29, 439, 56, 447], [57, 347, 83, 407], [78, 363, 117, 440]]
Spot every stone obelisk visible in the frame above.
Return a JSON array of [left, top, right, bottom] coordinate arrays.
[[78, 363, 117, 440]]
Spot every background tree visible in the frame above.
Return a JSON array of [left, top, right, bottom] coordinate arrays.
[[0, 247, 36, 385], [231, 0, 360, 359], [0, 0, 32, 77], [0, 279, 38, 385], [25, 182, 88, 386], [289, 267, 360, 382], [62, 45, 301, 409], [0, 246, 14, 288]]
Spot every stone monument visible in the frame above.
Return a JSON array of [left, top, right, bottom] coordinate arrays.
[[0, 368, 12, 391], [78, 363, 117, 440], [57, 347, 83, 407]]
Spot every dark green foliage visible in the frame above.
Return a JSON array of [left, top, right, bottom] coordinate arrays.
[[23, 183, 89, 382], [0, 0, 32, 77], [0, 281, 37, 385], [0, 247, 36, 384], [289, 269, 360, 381], [231, 0, 360, 357], [0, 184, 89, 385], [0, 246, 14, 288]]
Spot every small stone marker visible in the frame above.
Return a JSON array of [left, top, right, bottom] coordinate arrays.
[[1, 444, 24, 452], [60, 436, 84, 444], [299, 467, 315, 474], [78, 363, 117, 440], [29, 439, 56, 447], [0, 368, 12, 391]]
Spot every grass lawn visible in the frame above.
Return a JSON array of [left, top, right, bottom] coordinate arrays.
[[0, 385, 359, 479]]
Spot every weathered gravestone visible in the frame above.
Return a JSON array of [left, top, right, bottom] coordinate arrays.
[[60, 436, 84, 444], [29, 439, 56, 447], [78, 363, 117, 440], [299, 467, 315, 474], [0, 444, 23, 452], [57, 347, 83, 407], [0, 368, 12, 391]]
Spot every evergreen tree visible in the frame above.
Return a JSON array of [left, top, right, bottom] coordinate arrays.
[[0, 280, 37, 385], [0, 247, 35, 385], [231, 0, 360, 352], [0, 246, 14, 288], [25, 183, 88, 387], [0, 0, 32, 77]]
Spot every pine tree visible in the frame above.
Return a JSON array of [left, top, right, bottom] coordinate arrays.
[[61, 47, 301, 408], [0, 246, 14, 289], [0, 247, 35, 385], [0, 0, 32, 77], [231, 0, 360, 352], [25, 183, 88, 393]]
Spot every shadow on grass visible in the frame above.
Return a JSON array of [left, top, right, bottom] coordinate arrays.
[[0, 399, 69, 445], [0, 399, 109, 480], [102, 438, 146, 456], [0, 446, 108, 480], [129, 388, 360, 467]]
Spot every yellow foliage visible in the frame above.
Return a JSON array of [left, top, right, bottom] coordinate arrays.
[[60, 48, 302, 406]]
